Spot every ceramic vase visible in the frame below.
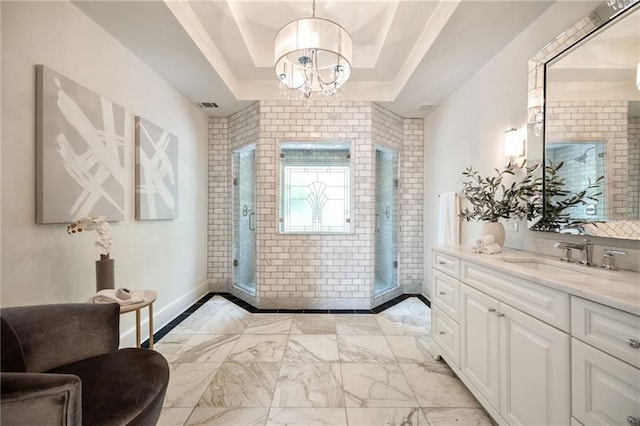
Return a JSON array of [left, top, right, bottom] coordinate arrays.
[[482, 221, 505, 247], [96, 254, 115, 292]]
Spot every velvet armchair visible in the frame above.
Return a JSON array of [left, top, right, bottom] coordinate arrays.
[[1, 303, 169, 426]]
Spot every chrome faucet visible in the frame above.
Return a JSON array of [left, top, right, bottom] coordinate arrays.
[[600, 249, 627, 271], [554, 242, 574, 262], [577, 239, 594, 266], [554, 239, 594, 266]]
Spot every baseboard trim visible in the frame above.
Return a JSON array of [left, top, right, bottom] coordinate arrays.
[[119, 280, 209, 348]]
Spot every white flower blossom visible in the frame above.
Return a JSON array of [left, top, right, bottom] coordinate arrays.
[[67, 216, 112, 256]]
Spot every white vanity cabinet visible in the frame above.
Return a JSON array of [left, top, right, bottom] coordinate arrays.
[[571, 297, 640, 426], [459, 275, 570, 425], [432, 252, 461, 367], [431, 249, 573, 425], [431, 247, 640, 426]]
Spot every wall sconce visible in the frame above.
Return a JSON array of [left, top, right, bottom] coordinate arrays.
[[504, 127, 525, 167]]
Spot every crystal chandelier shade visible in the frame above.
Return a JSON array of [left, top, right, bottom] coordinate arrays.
[[274, 1, 352, 106]]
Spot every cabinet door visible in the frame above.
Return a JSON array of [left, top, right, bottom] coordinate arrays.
[[460, 283, 501, 409], [572, 339, 640, 426], [499, 303, 570, 425]]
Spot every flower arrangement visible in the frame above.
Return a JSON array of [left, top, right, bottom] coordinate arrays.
[[66, 216, 112, 257]]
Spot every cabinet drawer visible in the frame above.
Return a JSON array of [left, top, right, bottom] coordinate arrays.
[[461, 260, 570, 332], [433, 306, 461, 367], [432, 269, 460, 322], [433, 250, 460, 279], [572, 297, 640, 369], [572, 339, 640, 426]]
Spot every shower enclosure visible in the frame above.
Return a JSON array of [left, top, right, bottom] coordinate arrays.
[[374, 147, 399, 297], [546, 141, 607, 220], [232, 145, 256, 295]]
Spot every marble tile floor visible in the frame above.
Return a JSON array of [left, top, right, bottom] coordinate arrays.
[[156, 296, 493, 426]]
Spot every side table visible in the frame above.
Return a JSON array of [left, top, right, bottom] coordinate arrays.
[[120, 290, 157, 350]]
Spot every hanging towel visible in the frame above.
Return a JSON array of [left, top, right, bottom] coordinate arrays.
[[436, 192, 459, 245]]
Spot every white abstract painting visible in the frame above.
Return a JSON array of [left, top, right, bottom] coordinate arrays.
[[135, 117, 178, 220], [36, 65, 126, 224]]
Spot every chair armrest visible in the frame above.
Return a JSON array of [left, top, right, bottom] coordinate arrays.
[[0, 372, 81, 426], [1, 303, 120, 372]]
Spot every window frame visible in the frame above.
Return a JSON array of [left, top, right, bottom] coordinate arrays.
[[278, 140, 354, 235]]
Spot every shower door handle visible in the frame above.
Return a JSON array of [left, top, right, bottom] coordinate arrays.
[[375, 213, 380, 232], [248, 212, 256, 231]]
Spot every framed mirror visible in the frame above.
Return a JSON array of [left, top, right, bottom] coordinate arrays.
[[527, 0, 640, 240]]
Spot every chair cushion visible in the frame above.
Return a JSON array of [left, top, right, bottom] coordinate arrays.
[[48, 348, 169, 426], [1, 317, 26, 372]]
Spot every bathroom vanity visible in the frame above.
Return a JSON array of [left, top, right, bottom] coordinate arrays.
[[430, 246, 640, 426]]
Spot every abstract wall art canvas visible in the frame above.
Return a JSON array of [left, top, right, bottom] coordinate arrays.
[[135, 117, 179, 220], [36, 65, 127, 224]]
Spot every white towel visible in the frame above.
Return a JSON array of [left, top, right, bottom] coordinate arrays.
[[89, 289, 143, 306], [480, 243, 502, 254], [472, 242, 502, 254], [436, 192, 459, 245], [475, 235, 495, 247], [472, 236, 491, 252]]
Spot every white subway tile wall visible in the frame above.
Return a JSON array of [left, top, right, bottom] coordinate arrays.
[[546, 100, 630, 220], [207, 101, 424, 309]]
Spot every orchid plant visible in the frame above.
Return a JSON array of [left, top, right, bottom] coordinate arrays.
[[66, 216, 112, 258]]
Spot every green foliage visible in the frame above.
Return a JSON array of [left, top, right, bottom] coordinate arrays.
[[530, 160, 603, 232], [459, 160, 602, 229], [459, 160, 540, 222]]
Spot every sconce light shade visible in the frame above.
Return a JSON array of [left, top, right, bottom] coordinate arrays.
[[504, 128, 524, 158]]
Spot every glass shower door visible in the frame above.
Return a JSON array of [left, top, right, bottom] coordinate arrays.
[[232, 145, 256, 295], [375, 147, 398, 297]]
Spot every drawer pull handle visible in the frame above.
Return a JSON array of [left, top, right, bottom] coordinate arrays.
[[496, 313, 505, 318], [439, 291, 446, 295], [438, 261, 446, 265], [439, 331, 446, 335], [487, 308, 496, 313], [627, 339, 640, 349], [627, 416, 639, 426]]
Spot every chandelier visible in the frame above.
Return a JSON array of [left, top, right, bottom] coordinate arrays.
[[274, 0, 352, 106]]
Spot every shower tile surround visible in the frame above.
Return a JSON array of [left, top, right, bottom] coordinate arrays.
[[546, 100, 637, 221], [156, 295, 493, 426], [208, 101, 424, 309]]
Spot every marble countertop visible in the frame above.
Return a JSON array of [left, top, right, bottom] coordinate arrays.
[[433, 245, 640, 316]]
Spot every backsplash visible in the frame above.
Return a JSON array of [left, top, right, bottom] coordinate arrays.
[[506, 224, 640, 273]]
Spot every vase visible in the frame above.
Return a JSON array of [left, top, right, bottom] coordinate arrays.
[[96, 254, 115, 292], [482, 221, 505, 247]]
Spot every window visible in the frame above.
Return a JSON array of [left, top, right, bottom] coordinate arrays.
[[280, 142, 352, 233]]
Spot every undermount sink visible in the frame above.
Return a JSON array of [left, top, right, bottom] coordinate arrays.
[[501, 258, 591, 276]]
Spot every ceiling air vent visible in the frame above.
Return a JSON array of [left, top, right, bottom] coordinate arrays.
[[417, 103, 437, 114], [198, 102, 219, 108]]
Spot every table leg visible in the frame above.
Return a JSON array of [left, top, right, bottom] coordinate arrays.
[[136, 309, 141, 348], [148, 303, 154, 350]]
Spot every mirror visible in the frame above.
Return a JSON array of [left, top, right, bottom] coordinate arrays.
[[528, 0, 640, 240]]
